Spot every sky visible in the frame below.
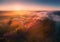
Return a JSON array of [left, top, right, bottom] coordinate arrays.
[[0, 0, 60, 11]]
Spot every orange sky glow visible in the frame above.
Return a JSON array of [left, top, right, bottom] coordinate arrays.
[[0, 3, 60, 11]]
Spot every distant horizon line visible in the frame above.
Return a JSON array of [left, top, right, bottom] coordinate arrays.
[[0, 10, 60, 11]]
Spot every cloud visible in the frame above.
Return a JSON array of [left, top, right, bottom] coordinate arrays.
[[48, 11, 60, 22]]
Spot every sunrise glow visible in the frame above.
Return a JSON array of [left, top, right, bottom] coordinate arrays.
[[13, 5, 21, 11], [0, 3, 60, 11]]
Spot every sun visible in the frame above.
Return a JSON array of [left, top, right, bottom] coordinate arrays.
[[12, 4, 24, 11], [13, 5, 21, 11]]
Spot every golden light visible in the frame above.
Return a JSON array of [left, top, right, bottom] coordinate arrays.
[[13, 5, 22, 11], [0, 3, 60, 11], [13, 11, 31, 15]]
